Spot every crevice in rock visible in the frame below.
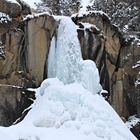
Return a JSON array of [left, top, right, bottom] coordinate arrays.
[[17, 21, 29, 73]]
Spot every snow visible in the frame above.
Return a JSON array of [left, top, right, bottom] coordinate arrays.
[[6, 0, 19, 4], [135, 78, 140, 87], [71, 10, 110, 22], [0, 78, 137, 140], [79, 22, 100, 32], [0, 16, 137, 140], [132, 60, 140, 69], [23, 12, 51, 21], [80, 60, 101, 94], [132, 64, 140, 69], [81, 22, 96, 29], [80, 0, 91, 12], [126, 115, 140, 129], [80, 0, 95, 13], [0, 12, 11, 23]]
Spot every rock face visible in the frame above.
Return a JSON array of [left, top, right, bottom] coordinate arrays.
[[0, 0, 57, 126], [27, 15, 56, 85], [0, 84, 35, 126], [72, 11, 140, 119], [0, 11, 57, 125], [0, 14, 56, 88]]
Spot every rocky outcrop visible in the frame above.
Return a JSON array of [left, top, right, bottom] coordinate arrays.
[[72, 11, 140, 119]]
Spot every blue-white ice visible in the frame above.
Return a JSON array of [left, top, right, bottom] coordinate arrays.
[[48, 17, 101, 94]]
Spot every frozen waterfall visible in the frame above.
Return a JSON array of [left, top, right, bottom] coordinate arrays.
[[48, 17, 101, 94]]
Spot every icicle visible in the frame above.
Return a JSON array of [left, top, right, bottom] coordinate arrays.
[[56, 17, 82, 84]]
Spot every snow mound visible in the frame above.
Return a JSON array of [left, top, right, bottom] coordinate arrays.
[[0, 78, 135, 140], [0, 78, 136, 140]]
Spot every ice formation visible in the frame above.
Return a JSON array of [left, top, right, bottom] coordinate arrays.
[[48, 17, 101, 93]]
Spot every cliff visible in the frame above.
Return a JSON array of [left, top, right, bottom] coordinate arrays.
[[0, 0, 57, 126]]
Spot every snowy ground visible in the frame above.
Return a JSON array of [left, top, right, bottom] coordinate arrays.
[[0, 16, 137, 140]]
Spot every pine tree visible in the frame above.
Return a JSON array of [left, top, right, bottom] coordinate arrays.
[[40, 0, 80, 16], [88, 0, 140, 34]]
